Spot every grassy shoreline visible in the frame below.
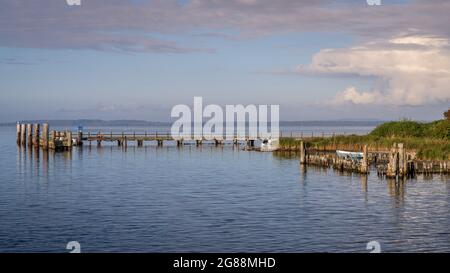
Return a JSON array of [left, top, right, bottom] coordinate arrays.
[[279, 119, 450, 161]]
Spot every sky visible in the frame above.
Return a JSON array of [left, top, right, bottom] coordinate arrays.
[[0, 0, 449, 122]]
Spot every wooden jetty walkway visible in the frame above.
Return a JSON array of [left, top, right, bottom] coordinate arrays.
[[15, 122, 271, 150]]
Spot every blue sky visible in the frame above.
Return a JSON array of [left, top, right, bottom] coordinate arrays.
[[0, 0, 449, 122]]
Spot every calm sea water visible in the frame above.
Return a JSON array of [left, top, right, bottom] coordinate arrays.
[[0, 126, 449, 253]]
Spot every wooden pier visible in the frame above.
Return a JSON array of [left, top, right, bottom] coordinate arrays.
[[15, 122, 262, 151]]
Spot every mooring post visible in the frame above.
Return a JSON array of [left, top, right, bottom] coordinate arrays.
[[77, 130, 83, 146], [398, 143, 406, 178], [67, 131, 72, 149], [51, 130, 57, 149], [27, 124, 33, 147], [16, 122, 21, 146], [360, 145, 369, 174], [20, 124, 27, 146], [42, 123, 49, 150], [300, 141, 306, 165], [33, 124, 40, 147], [387, 143, 398, 178]]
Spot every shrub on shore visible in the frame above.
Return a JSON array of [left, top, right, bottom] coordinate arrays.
[[369, 120, 450, 140]]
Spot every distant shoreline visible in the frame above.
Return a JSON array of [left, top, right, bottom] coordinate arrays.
[[0, 119, 386, 127]]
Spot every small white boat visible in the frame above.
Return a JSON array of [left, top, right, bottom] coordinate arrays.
[[336, 150, 363, 160], [260, 138, 280, 152]]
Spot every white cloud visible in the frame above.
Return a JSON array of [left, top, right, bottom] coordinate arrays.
[[297, 36, 450, 106]]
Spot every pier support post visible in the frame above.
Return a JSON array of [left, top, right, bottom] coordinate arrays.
[[360, 145, 369, 174], [33, 124, 40, 147], [77, 131, 83, 146], [42, 123, 49, 150], [49, 130, 57, 150], [398, 143, 406, 178], [387, 143, 398, 178], [21, 124, 26, 146], [67, 131, 72, 149], [300, 141, 307, 165], [16, 123, 21, 146], [27, 124, 33, 147]]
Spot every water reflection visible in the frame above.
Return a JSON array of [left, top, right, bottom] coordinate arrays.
[[9, 143, 450, 252], [386, 178, 405, 208]]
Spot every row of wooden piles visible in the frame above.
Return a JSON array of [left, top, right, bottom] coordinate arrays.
[[16, 123, 78, 151], [298, 141, 450, 178], [299, 141, 370, 174]]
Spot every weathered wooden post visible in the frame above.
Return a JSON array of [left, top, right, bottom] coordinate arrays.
[[42, 123, 49, 150], [77, 130, 83, 146], [67, 131, 72, 149], [97, 131, 102, 147], [27, 124, 33, 147], [137, 139, 143, 147], [360, 145, 369, 174], [387, 143, 398, 178], [300, 141, 306, 165], [398, 143, 406, 178], [33, 124, 40, 147], [16, 123, 21, 145], [50, 130, 57, 150], [21, 124, 27, 146]]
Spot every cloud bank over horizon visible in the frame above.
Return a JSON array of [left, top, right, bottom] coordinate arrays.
[[297, 35, 450, 106]]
